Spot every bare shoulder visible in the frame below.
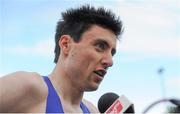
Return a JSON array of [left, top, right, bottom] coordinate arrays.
[[1, 71, 47, 95], [0, 71, 47, 112], [82, 99, 99, 113]]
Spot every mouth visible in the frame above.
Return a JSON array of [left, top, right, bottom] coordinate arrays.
[[94, 69, 107, 78]]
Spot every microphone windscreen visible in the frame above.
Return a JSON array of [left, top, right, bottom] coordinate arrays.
[[98, 92, 119, 113]]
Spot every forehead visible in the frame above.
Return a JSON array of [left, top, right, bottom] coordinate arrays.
[[80, 25, 117, 47]]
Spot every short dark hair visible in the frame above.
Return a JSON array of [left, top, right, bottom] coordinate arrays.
[[54, 5, 123, 63]]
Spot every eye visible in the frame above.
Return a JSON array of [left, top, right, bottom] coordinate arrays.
[[95, 43, 106, 51], [111, 49, 116, 56]]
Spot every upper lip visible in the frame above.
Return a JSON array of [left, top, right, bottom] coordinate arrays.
[[94, 69, 107, 77]]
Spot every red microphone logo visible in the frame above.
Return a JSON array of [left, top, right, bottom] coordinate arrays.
[[105, 99, 123, 113]]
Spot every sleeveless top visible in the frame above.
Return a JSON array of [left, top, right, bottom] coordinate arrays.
[[42, 76, 90, 113]]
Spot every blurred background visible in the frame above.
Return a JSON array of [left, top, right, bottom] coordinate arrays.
[[0, 0, 179, 113]]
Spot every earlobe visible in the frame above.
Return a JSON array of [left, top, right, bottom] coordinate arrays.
[[59, 35, 72, 55]]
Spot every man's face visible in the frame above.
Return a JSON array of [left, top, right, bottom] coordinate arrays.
[[66, 25, 117, 91]]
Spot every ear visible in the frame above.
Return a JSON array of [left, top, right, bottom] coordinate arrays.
[[59, 35, 72, 55]]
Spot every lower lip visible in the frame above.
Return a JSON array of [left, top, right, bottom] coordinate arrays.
[[94, 73, 103, 82]]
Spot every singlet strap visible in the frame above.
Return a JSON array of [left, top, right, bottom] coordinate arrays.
[[80, 102, 90, 113], [43, 76, 90, 113], [43, 76, 64, 113]]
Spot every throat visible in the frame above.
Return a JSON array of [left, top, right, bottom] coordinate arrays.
[[61, 100, 83, 113], [49, 73, 84, 104]]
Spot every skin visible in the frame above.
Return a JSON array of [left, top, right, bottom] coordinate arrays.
[[0, 25, 117, 113]]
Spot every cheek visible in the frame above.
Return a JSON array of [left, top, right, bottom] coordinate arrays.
[[70, 49, 100, 72], [81, 50, 100, 65]]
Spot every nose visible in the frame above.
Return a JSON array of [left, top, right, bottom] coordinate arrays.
[[101, 53, 113, 69]]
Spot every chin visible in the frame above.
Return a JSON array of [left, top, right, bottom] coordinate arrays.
[[85, 88, 98, 92], [85, 85, 99, 91]]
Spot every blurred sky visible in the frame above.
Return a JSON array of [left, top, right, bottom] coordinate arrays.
[[0, 0, 179, 113]]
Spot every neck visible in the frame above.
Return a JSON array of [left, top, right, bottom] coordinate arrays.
[[49, 63, 84, 105]]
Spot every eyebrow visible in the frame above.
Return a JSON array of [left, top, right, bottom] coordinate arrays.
[[95, 39, 116, 56]]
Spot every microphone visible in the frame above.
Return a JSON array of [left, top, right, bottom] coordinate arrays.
[[98, 92, 134, 113]]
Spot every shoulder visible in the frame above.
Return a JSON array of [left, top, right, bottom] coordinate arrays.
[[1, 71, 47, 95], [0, 71, 47, 112], [82, 99, 99, 113]]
